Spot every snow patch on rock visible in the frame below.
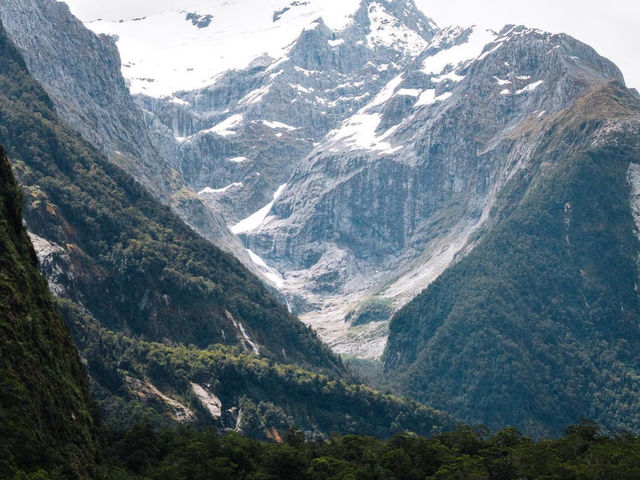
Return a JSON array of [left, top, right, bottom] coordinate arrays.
[[232, 184, 287, 234], [415, 89, 452, 106], [516, 80, 544, 94], [421, 27, 497, 77], [204, 114, 244, 137], [366, 2, 429, 57], [198, 182, 243, 195], [328, 113, 403, 154], [247, 249, 285, 288], [225, 310, 260, 355], [228, 156, 250, 163], [261, 120, 298, 131]]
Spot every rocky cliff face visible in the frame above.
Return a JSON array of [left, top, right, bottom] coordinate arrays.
[[108, 0, 441, 355], [0, 0, 251, 264], [245, 24, 626, 357], [0, 0, 174, 197]]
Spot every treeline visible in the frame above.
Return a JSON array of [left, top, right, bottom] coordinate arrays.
[[91, 421, 640, 479], [63, 301, 451, 440]]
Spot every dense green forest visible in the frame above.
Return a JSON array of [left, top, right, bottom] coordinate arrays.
[[95, 421, 640, 480], [0, 147, 95, 480], [385, 83, 640, 437]]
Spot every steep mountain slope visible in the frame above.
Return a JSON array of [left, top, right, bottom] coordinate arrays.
[[247, 24, 626, 357], [0, 0, 175, 198], [0, 19, 337, 370], [0, 17, 459, 441], [0, 0, 250, 262], [135, 0, 437, 222], [0, 147, 95, 479], [384, 83, 640, 436]]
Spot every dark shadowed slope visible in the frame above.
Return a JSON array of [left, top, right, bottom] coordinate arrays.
[[0, 146, 95, 479]]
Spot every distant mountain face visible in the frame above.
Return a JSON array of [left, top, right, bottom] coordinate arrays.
[[244, 23, 628, 357], [4, 0, 640, 436], [129, 0, 437, 226], [86, 0, 423, 97]]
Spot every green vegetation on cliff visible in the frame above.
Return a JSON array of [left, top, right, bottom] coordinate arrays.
[[0, 147, 95, 479], [0, 21, 337, 371], [385, 83, 640, 436]]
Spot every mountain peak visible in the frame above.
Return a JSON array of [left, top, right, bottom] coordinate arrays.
[[84, 0, 364, 96], [77, 0, 440, 97]]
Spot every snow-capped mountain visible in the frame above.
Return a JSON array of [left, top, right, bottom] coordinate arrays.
[[4, 0, 632, 361], [4, 0, 640, 437], [66, 0, 627, 359], [243, 23, 625, 357], [88, 0, 361, 97], [86, 0, 437, 97]]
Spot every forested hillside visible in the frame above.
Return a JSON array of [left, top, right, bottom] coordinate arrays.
[[385, 83, 640, 436], [0, 20, 337, 371], [0, 147, 95, 479]]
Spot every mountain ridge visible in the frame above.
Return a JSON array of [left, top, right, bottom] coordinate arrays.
[[384, 81, 640, 436]]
